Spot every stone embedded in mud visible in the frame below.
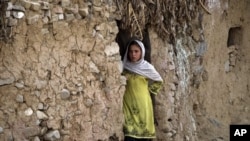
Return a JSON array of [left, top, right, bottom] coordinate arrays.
[[65, 13, 74, 21], [224, 60, 230, 72], [0, 77, 14, 86], [61, 0, 70, 7], [16, 94, 24, 103], [44, 130, 61, 141], [85, 98, 94, 107], [30, 2, 41, 11], [21, 0, 32, 9], [36, 111, 48, 120], [26, 15, 40, 25], [53, 5, 64, 14], [14, 6, 26, 12], [41, 2, 50, 10], [104, 42, 120, 56], [33, 136, 40, 141], [8, 17, 18, 26], [60, 89, 71, 100], [23, 126, 41, 138], [196, 41, 207, 57], [58, 13, 64, 20], [79, 8, 89, 18], [24, 108, 33, 116], [93, 0, 103, 6], [119, 76, 127, 85], [89, 61, 100, 73], [15, 81, 24, 89], [35, 80, 47, 90], [6, 11, 11, 18], [0, 127, 3, 133], [41, 127, 48, 135], [65, 6, 79, 14], [38, 103, 44, 110]]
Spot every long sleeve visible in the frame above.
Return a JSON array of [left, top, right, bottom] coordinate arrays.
[[149, 81, 163, 95]]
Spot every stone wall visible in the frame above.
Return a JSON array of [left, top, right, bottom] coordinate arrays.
[[0, 0, 125, 140]]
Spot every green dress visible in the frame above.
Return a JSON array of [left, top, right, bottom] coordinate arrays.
[[123, 70, 163, 139]]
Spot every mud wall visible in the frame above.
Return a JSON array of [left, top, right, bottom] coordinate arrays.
[[0, 0, 125, 140], [192, 0, 250, 140]]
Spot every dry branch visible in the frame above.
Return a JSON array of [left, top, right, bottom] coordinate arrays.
[[199, 0, 211, 15]]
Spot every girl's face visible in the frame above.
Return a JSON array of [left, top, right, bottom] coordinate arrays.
[[128, 44, 142, 62]]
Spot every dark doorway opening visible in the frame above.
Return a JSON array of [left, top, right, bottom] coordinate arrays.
[[227, 26, 242, 47], [115, 21, 152, 63]]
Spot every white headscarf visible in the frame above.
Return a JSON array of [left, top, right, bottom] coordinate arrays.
[[123, 40, 163, 82]]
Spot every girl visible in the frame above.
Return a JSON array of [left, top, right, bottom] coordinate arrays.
[[123, 39, 163, 141]]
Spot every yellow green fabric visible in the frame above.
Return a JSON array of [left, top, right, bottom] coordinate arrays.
[[123, 70, 163, 139]]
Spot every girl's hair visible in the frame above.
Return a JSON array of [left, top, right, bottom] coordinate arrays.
[[128, 41, 140, 48]]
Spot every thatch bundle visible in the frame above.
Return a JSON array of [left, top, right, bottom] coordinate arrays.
[[116, 0, 209, 43]]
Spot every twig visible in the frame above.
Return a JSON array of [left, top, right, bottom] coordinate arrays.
[[199, 0, 211, 15], [128, 3, 143, 40]]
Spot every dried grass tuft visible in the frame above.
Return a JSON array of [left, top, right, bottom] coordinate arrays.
[[117, 0, 209, 44]]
